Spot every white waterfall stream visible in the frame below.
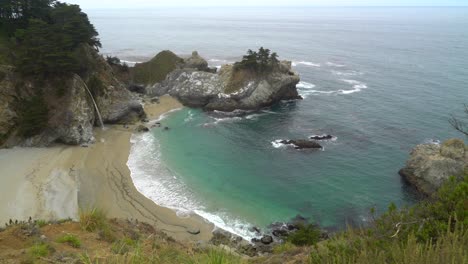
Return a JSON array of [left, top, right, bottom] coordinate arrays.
[[75, 74, 105, 129]]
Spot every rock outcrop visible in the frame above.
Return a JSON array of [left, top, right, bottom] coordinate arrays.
[[182, 51, 216, 73], [0, 66, 17, 146], [0, 45, 144, 148], [147, 55, 301, 111], [399, 139, 468, 196], [280, 140, 323, 150]]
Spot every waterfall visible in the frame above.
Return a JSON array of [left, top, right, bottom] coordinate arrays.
[[75, 74, 105, 129]]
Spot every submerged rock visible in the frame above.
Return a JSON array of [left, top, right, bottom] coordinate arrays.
[[310, 134, 334, 140], [260, 235, 273, 245], [399, 138, 467, 196]]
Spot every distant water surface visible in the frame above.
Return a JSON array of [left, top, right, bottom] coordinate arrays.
[[89, 7, 468, 238]]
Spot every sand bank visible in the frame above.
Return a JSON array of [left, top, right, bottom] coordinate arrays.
[[0, 95, 214, 242]]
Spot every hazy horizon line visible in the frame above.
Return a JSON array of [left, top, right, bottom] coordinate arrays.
[[82, 5, 468, 9]]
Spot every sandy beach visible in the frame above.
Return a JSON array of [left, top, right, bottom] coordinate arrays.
[[0, 95, 214, 242]]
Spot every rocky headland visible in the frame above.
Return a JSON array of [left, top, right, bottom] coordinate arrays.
[[131, 50, 301, 112], [399, 138, 468, 196]]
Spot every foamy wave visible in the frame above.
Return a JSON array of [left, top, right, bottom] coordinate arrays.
[[297, 81, 316, 89], [339, 79, 368, 94], [326, 62, 346, 67], [296, 82, 336, 98], [128, 133, 201, 212], [424, 139, 441, 145], [184, 110, 195, 123], [271, 139, 288, 149], [128, 131, 259, 241], [120, 60, 140, 67], [292, 61, 321, 67], [194, 210, 259, 241], [332, 70, 363, 76]]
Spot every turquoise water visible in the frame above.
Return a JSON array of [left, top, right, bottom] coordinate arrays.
[[92, 7, 468, 237]]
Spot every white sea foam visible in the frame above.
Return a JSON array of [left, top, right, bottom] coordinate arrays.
[[128, 133, 201, 212], [332, 70, 363, 76], [326, 62, 346, 67], [292, 61, 321, 67], [184, 110, 195, 123], [424, 139, 441, 145], [296, 82, 336, 98], [338, 79, 368, 94], [128, 130, 259, 241], [272, 139, 288, 149], [194, 210, 260, 241], [120, 60, 140, 67], [296, 81, 316, 89]]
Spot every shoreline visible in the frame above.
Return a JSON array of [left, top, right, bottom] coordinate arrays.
[[0, 95, 214, 242]]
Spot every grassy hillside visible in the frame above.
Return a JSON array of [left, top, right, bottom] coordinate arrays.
[[1, 176, 466, 263], [132, 50, 184, 85]]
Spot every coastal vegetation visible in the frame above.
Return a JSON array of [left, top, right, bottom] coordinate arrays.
[[0, 0, 100, 79], [132, 50, 184, 85], [234, 47, 280, 73], [0, 174, 465, 263]]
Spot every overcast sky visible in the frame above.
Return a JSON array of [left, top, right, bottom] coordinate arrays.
[[69, 0, 468, 9]]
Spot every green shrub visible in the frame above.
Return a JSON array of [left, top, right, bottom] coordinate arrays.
[[28, 242, 52, 259], [106, 56, 121, 66], [87, 75, 105, 97], [273, 242, 297, 254], [132, 50, 183, 85], [287, 224, 322, 246], [111, 237, 137, 254], [57, 233, 82, 248], [234, 47, 279, 74], [36, 219, 48, 228], [16, 95, 49, 138], [198, 248, 243, 264], [79, 207, 107, 232]]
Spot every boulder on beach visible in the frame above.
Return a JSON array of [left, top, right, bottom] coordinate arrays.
[[399, 138, 468, 196]]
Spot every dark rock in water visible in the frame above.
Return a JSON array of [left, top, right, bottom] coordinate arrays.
[[280, 140, 322, 150], [163, 126, 170, 131], [136, 125, 149, 132], [290, 214, 310, 226], [187, 228, 200, 235], [127, 84, 146, 94], [260, 235, 273, 245], [251, 238, 261, 243], [249, 226, 261, 234], [269, 214, 310, 238], [310, 134, 334, 140]]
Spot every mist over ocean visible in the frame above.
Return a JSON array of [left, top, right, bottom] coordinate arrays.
[[88, 7, 468, 238]]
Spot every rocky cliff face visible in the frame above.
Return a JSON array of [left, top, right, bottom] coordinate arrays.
[[0, 45, 144, 148], [147, 56, 300, 112], [0, 66, 17, 145], [399, 139, 468, 196]]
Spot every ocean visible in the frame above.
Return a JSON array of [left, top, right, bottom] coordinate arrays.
[[87, 7, 468, 239]]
